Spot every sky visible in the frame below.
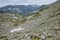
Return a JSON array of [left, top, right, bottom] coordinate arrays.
[[0, 0, 57, 7]]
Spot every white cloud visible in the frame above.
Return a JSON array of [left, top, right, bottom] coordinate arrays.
[[0, 0, 57, 7], [16, 0, 57, 5]]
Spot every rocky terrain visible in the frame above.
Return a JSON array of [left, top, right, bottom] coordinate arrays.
[[0, 0, 60, 40]]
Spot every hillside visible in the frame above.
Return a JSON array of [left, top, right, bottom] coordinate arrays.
[[0, 0, 60, 40]]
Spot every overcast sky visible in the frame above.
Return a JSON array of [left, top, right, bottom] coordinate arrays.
[[0, 0, 57, 7]]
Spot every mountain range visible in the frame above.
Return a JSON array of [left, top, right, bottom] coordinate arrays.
[[0, 5, 40, 15]]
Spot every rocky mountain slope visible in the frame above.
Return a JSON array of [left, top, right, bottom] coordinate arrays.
[[0, 0, 60, 40]]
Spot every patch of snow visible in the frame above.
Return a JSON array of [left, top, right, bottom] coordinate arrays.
[[10, 27, 25, 33], [13, 17, 17, 19], [8, 8, 12, 10]]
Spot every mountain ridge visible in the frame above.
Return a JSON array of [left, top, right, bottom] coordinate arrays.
[[0, 5, 40, 15]]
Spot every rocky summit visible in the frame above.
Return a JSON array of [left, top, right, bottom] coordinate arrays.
[[0, 0, 60, 40]]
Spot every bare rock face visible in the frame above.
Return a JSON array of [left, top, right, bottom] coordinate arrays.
[[0, 0, 60, 40]]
